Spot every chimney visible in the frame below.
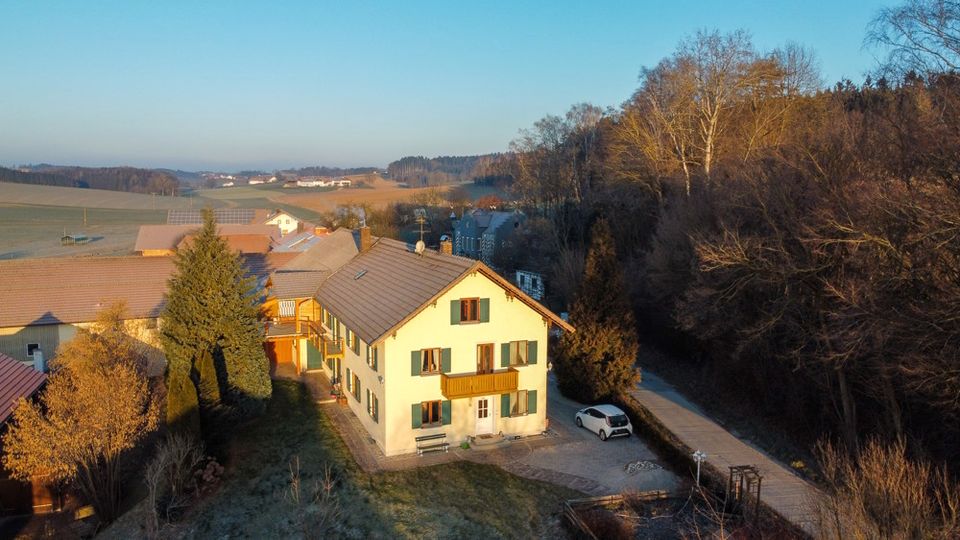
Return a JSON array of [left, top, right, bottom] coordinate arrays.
[[359, 226, 372, 252], [440, 239, 452, 255]]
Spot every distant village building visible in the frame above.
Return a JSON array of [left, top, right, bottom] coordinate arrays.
[[453, 209, 525, 266], [515, 270, 545, 301], [264, 210, 302, 236]]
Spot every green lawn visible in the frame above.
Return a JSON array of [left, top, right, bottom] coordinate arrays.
[[157, 381, 578, 538]]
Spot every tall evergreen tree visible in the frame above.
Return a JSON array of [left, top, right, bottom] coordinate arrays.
[[555, 218, 640, 402], [161, 208, 271, 432]]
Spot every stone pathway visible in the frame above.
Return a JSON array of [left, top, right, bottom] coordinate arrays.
[[629, 372, 820, 536]]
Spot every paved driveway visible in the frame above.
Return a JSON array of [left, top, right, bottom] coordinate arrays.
[[515, 374, 681, 495]]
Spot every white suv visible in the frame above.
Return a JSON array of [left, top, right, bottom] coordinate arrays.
[[575, 404, 633, 441]]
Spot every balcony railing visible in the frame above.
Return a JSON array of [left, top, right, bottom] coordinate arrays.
[[440, 368, 519, 399], [322, 337, 345, 359]]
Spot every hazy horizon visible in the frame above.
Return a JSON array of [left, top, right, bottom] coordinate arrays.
[[1, 1, 889, 171]]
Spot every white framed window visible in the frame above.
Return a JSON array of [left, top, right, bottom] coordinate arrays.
[[279, 300, 295, 317]]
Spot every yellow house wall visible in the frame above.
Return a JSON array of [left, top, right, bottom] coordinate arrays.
[[0, 319, 164, 375], [381, 271, 550, 457], [323, 316, 387, 451]]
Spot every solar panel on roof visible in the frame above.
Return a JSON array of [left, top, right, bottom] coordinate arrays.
[[167, 208, 257, 225]]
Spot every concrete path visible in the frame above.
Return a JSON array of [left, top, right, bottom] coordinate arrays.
[[629, 371, 820, 535]]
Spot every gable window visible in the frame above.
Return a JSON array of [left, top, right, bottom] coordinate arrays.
[[460, 298, 479, 323], [421, 348, 441, 374], [421, 400, 441, 427], [509, 340, 528, 365], [278, 300, 295, 318]]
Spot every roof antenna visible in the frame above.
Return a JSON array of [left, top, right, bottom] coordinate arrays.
[[414, 208, 426, 256]]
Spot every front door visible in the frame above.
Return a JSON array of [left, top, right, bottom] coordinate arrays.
[[476, 397, 494, 435], [477, 343, 494, 374]]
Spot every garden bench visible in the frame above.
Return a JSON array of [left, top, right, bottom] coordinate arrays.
[[415, 432, 449, 455]]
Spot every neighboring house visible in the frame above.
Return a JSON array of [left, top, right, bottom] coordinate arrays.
[[0, 352, 56, 514], [515, 270, 545, 301], [261, 230, 359, 373], [453, 209, 525, 266], [307, 228, 572, 456], [264, 210, 302, 236], [134, 224, 281, 256], [0, 254, 295, 372], [297, 177, 330, 188]]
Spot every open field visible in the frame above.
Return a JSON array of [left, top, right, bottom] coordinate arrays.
[[0, 176, 497, 259], [0, 182, 220, 210], [101, 380, 578, 539], [0, 204, 167, 259]]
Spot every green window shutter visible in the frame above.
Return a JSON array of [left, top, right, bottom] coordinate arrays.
[[501, 394, 511, 418], [527, 390, 537, 414], [374, 398, 379, 423], [441, 400, 452, 425], [441, 348, 452, 373], [501, 343, 510, 367], [373, 347, 378, 372], [527, 341, 538, 365], [450, 300, 461, 324], [411, 403, 422, 428], [366, 388, 370, 409], [411, 350, 421, 376], [479, 298, 490, 322], [356, 379, 361, 400]]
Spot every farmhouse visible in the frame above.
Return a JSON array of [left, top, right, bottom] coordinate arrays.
[[0, 225, 571, 459], [264, 227, 573, 456]]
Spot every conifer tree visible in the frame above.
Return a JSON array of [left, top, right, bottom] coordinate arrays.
[[555, 218, 640, 402], [161, 209, 271, 431]]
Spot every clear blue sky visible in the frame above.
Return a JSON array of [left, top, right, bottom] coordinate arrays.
[[0, 1, 890, 171]]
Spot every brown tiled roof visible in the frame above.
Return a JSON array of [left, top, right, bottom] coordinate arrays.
[[134, 224, 195, 252], [268, 271, 329, 299], [136, 224, 280, 253], [315, 238, 477, 344], [313, 234, 574, 344], [0, 352, 46, 424], [0, 253, 296, 328]]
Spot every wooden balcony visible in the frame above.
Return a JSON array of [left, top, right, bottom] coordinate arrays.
[[440, 368, 519, 400]]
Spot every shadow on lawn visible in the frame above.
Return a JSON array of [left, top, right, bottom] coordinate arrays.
[[183, 380, 576, 538]]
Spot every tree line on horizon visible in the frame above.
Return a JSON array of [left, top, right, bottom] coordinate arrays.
[[0, 164, 180, 195]]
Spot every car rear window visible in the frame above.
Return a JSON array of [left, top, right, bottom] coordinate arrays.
[[608, 414, 629, 427]]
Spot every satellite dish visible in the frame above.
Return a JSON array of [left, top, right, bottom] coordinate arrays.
[[415, 240, 426, 255]]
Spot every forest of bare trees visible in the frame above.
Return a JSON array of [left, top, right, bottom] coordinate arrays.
[[503, 0, 960, 475]]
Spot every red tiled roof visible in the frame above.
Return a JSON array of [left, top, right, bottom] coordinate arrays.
[[0, 352, 46, 424]]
